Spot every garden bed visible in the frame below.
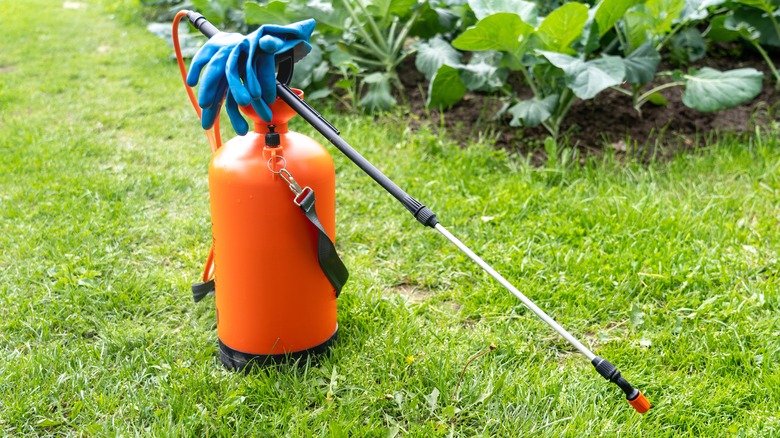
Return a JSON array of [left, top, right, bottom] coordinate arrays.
[[399, 46, 779, 163]]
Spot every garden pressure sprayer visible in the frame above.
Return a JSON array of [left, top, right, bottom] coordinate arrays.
[[173, 11, 651, 413]]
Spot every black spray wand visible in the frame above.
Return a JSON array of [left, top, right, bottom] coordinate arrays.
[[185, 11, 651, 413]]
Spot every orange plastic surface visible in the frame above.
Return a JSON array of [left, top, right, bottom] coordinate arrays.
[[628, 391, 651, 414], [209, 90, 338, 355]]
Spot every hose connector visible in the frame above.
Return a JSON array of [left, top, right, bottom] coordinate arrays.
[[592, 356, 651, 414], [186, 10, 219, 38], [402, 196, 438, 227]]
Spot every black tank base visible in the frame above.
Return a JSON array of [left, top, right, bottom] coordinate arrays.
[[218, 328, 338, 372]]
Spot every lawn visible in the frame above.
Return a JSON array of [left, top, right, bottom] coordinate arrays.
[[1, 0, 779, 436]]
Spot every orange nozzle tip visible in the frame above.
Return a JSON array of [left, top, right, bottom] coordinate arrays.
[[628, 391, 651, 414]]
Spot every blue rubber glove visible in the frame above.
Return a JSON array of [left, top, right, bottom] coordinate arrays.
[[186, 32, 247, 133], [226, 19, 316, 128], [187, 20, 316, 136]]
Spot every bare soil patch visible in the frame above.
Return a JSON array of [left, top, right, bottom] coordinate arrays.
[[387, 281, 435, 304]]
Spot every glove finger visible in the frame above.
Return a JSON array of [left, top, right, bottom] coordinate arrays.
[[234, 46, 272, 122], [258, 20, 315, 54], [254, 20, 315, 64], [197, 46, 232, 109], [225, 92, 249, 136], [243, 51, 277, 106], [200, 75, 227, 129], [249, 97, 273, 123], [262, 19, 316, 39], [226, 39, 252, 107], [187, 38, 227, 86], [201, 95, 223, 130], [258, 34, 284, 53], [188, 32, 244, 86], [256, 52, 278, 105], [187, 47, 216, 86], [244, 34, 262, 99], [294, 18, 316, 39]]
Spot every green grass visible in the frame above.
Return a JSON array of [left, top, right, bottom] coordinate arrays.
[[2, 0, 780, 436]]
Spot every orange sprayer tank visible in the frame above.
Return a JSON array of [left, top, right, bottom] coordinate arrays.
[[209, 89, 338, 370]]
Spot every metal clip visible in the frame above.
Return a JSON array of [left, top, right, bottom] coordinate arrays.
[[268, 157, 312, 205], [278, 168, 303, 196]]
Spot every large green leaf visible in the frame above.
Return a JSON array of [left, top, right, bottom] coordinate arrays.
[[670, 27, 707, 64], [427, 64, 467, 109], [540, 51, 626, 99], [623, 42, 660, 84], [361, 73, 397, 111], [536, 2, 590, 53], [468, 0, 539, 23], [624, 6, 654, 50], [191, 0, 227, 25], [412, 2, 458, 38], [595, 0, 641, 36], [735, 0, 777, 13], [415, 36, 462, 80], [366, 0, 419, 19], [292, 43, 325, 88], [682, 67, 763, 112], [708, 14, 742, 43], [244, 1, 292, 25], [459, 52, 507, 91], [619, 0, 680, 52], [728, 7, 780, 47], [646, 0, 686, 34], [724, 10, 762, 42], [329, 47, 358, 68], [680, 0, 727, 21], [452, 13, 535, 65], [298, 2, 351, 32], [508, 95, 558, 127]]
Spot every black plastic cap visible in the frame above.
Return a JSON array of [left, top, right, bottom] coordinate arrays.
[[265, 125, 280, 147]]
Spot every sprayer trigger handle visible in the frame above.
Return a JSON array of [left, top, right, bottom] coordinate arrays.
[[275, 53, 294, 86]]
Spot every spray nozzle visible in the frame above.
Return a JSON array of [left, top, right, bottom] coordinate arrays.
[[265, 125, 280, 147], [628, 391, 651, 413], [592, 356, 651, 413]]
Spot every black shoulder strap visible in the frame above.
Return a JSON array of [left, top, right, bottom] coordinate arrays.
[[296, 188, 349, 296]]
